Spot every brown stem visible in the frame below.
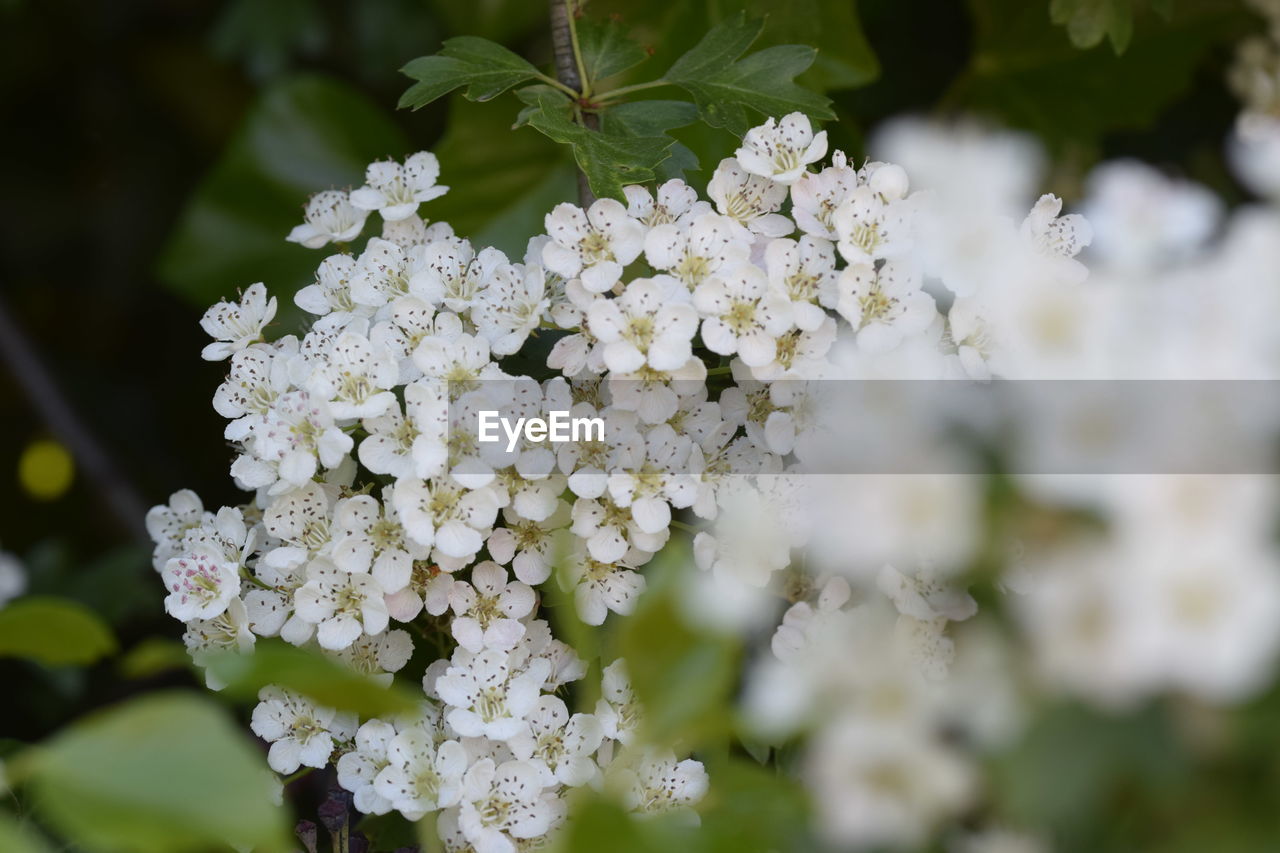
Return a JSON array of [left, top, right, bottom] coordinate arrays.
[[549, 0, 598, 208], [0, 295, 150, 544]]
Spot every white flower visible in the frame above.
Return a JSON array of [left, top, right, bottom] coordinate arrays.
[[146, 489, 212, 571], [1020, 193, 1093, 283], [473, 263, 550, 356], [644, 213, 750, 290], [791, 153, 859, 239], [243, 390, 353, 491], [183, 596, 254, 689], [435, 647, 552, 741], [834, 184, 914, 264], [749, 316, 837, 380], [542, 199, 645, 293], [594, 659, 641, 744], [200, 283, 277, 361], [287, 190, 369, 248], [449, 561, 536, 652], [736, 112, 829, 184], [615, 748, 709, 817], [305, 330, 399, 419], [836, 261, 936, 354], [607, 355, 708, 424], [561, 545, 647, 627], [249, 686, 356, 774], [706, 157, 793, 239], [350, 152, 449, 221], [349, 238, 413, 308], [261, 481, 336, 572], [510, 696, 603, 788], [336, 629, 415, 681], [624, 179, 711, 227], [337, 719, 397, 815], [693, 265, 794, 367], [301, 262, 373, 321], [369, 297, 439, 381], [412, 322, 504, 397], [374, 728, 468, 820], [486, 501, 571, 585], [358, 378, 449, 480], [331, 491, 426, 593], [294, 557, 391, 650], [394, 477, 500, 560], [764, 236, 839, 330], [410, 237, 506, 313], [457, 758, 561, 853], [162, 550, 241, 622], [213, 340, 297, 440], [609, 424, 698, 533], [570, 496, 667, 562], [804, 719, 972, 849], [588, 278, 699, 374]]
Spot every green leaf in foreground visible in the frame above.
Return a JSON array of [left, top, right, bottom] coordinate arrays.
[[0, 597, 116, 667], [617, 544, 738, 746], [0, 812, 54, 853], [525, 95, 674, 201], [24, 692, 289, 853], [204, 638, 420, 717], [399, 36, 543, 110], [663, 12, 834, 136]]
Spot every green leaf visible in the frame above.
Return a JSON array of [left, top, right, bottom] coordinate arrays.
[[157, 74, 407, 310], [24, 692, 289, 853], [588, 0, 878, 93], [525, 94, 674, 201], [578, 17, 650, 84], [1051, 0, 1136, 53], [559, 796, 695, 853], [662, 12, 834, 135], [601, 100, 699, 137], [0, 597, 116, 667], [118, 637, 190, 680], [399, 36, 543, 110], [617, 544, 738, 746], [429, 95, 576, 257], [0, 812, 54, 853], [204, 638, 420, 717], [601, 100, 701, 180], [955, 0, 1252, 149], [700, 759, 813, 853]]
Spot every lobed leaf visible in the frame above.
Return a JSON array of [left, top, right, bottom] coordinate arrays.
[[577, 17, 650, 83], [399, 36, 543, 109], [525, 94, 674, 201], [662, 12, 834, 135]]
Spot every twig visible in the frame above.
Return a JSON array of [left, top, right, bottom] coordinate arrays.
[[0, 294, 150, 544], [549, 0, 598, 208]]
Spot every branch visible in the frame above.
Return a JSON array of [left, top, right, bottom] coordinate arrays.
[[549, 0, 598, 208], [0, 295, 150, 545]]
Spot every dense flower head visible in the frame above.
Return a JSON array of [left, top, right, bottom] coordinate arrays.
[[153, 91, 1280, 851]]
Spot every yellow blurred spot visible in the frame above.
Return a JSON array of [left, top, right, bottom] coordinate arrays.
[[19, 439, 74, 501]]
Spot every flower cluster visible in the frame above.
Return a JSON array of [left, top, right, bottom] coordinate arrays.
[[153, 81, 1280, 850]]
